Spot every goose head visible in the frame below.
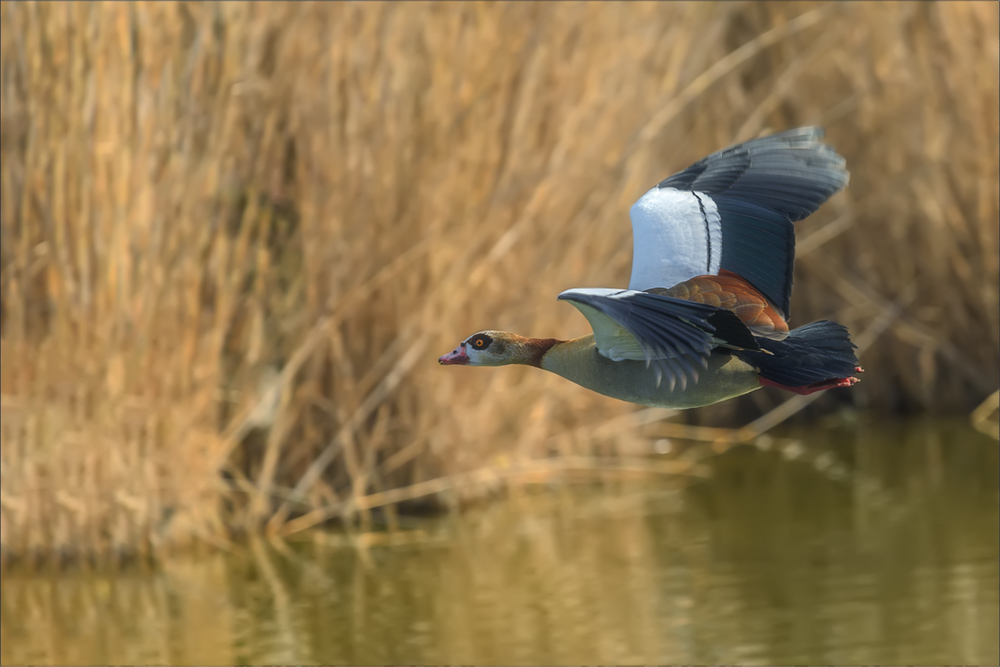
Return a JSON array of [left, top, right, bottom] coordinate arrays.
[[438, 331, 557, 367]]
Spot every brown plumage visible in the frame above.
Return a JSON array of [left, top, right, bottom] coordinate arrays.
[[647, 269, 789, 339]]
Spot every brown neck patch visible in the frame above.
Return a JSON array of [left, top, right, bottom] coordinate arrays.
[[520, 337, 560, 368]]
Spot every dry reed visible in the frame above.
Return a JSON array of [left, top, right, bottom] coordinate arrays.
[[1, 1, 997, 562]]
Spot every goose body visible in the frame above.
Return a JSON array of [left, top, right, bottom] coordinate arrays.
[[540, 335, 762, 409], [440, 128, 863, 409]]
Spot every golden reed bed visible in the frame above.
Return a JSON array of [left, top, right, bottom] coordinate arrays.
[[1, 1, 997, 563]]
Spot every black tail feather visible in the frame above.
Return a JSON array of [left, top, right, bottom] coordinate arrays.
[[737, 320, 861, 388]]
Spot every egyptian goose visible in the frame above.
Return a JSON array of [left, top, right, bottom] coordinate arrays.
[[439, 128, 863, 409]]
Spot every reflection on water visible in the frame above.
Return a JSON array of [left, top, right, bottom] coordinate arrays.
[[2, 419, 997, 665]]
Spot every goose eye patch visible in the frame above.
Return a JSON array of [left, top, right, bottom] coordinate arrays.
[[471, 335, 492, 349]]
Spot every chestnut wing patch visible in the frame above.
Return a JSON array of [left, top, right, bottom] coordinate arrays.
[[655, 270, 789, 339]]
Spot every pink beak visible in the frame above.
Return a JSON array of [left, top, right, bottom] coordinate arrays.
[[438, 344, 470, 365]]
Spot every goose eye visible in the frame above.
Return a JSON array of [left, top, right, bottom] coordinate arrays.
[[474, 338, 486, 348], [471, 335, 492, 349]]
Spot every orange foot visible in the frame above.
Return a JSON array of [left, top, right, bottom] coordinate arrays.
[[760, 374, 861, 395]]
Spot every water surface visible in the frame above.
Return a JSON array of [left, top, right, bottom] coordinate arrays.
[[2, 419, 997, 664]]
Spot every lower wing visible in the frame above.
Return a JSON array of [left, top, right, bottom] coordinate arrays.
[[557, 288, 760, 390]]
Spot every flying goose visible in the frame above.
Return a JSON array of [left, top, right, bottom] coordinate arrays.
[[439, 128, 863, 409]]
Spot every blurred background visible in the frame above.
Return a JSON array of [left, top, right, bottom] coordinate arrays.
[[1, 1, 997, 664]]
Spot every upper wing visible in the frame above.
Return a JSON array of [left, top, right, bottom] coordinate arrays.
[[628, 127, 849, 318], [558, 287, 759, 389]]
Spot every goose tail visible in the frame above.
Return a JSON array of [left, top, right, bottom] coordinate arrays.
[[736, 320, 863, 395]]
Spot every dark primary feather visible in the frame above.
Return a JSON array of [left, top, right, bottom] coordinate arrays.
[[558, 290, 760, 390], [657, 127, 849, 318], [705, 309, 762, 351]]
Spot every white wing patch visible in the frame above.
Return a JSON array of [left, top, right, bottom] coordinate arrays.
[[628, 187, 722, 291]]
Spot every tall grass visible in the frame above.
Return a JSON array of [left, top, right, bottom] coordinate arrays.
[[2, 1, 997, 561]]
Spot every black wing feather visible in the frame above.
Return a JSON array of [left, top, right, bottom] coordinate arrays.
[[657, 127, 848, 318], [558, 290, 760, 390]]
